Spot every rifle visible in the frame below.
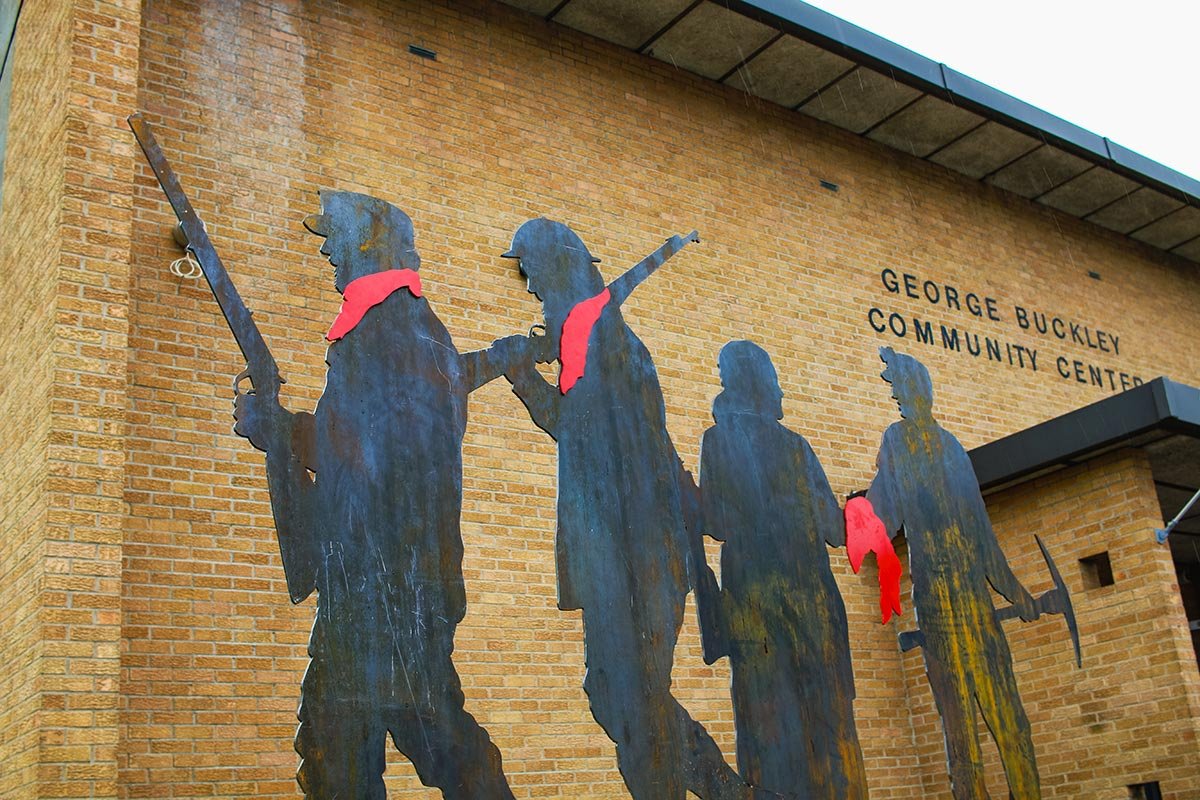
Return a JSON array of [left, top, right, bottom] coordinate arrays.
[[471, 229, 702, 386], [127, 113, 283, 401], [128, 114, 316, 602], [537, 229, 700, 361], [607, 230, 699, 307]]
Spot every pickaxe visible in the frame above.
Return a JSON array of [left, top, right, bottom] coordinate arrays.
[[897, 535, 1082, 668]]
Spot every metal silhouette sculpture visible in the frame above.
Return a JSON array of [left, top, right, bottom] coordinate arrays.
[[132, 118, 515, 800], [130, 114, 1089, 800], [861, 346, 1079, 800], [498, 220, 769, 800], [696, 341, 869, 799]]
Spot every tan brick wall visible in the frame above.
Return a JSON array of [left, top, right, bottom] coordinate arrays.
[[0, 2, 141, 799], [0, 3, 77, 798], [46, 1, 141, 797], [0, 0, 1189, 797]]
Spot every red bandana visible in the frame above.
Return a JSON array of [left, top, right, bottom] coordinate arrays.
[[326, 269, 423, 342], [558, 288, 611, 394], [844, 495, 903, 624]]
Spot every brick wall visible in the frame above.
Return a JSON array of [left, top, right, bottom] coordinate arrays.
[[46, 1, 142, 797], [0, 2, 142, 799], [1, 0, 1197, 797], [120, 0, 1200, 797], [0, 3, 77, 798]]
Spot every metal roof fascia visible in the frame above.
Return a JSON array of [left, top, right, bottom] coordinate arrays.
[[720, 0, 944, 86], [722, 0, 1200, 209], [1161, 377, 1200, 424], [969, 377, 1200, 491], [1106, 140, 1200, 204], [938, 67, 1109, 160]]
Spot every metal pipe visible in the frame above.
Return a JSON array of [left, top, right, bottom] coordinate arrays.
[[1156, 487, 1200, 544]]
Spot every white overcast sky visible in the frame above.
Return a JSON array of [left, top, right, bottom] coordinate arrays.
[[803, 0, 1200, 182]]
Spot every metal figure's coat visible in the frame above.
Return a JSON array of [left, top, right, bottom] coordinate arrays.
[[866, 347, 1040, 800], [238, 193, 514, 800], [698, 341, 868, 800], [501, 220, 758, 800]]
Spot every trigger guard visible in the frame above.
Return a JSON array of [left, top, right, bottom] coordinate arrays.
[[233, 368, 254, 395]]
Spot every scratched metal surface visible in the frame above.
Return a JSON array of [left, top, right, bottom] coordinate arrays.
[[866, 348, 1047, 800], [236, 192, 515, 799], [698, 341, 868, 799], [501, 219, 765, 800]]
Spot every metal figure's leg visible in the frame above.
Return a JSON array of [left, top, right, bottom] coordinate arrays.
[[974, 639, 1040, 800], [386, 630, 515, 800], [295, 660, 387, 800], [924, 652, 989, 800]]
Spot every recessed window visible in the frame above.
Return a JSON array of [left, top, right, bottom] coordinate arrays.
[[1080, 551, 1114, 589], [1128, 781, 1162, 800]]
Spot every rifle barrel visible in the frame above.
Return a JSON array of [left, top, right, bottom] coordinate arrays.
[[607, 230, 699, 307], [128, 114, 279, 397]]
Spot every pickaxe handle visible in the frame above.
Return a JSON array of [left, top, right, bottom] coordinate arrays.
[[896, 536, 1081, 668], [994, 593, 1046, 623]]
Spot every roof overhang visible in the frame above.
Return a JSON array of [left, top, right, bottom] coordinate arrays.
[[969, 378, 1200, 561], [498, 0, 1200, 265], [970, 378, 1200, 493]]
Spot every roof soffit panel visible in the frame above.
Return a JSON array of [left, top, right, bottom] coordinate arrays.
[[986, 145, 1092, 199], [554, 0, 695, 50], [1087, 187, 1185, 235], [866, 94, 983, 158], [927, 121, 1039, 180], [1039, 167, 1140, 217], [798, 66, 922, 134], [941, 66, 1109, 160], [647, 2, 777, 81], [1172, 236, 1200, 262], [1132, 205, 1200, 251], [495, 0, 1200, 267], [1147, 435, 1200, 491], [503, 0, 562, 16], [723, 34, 852, 108]]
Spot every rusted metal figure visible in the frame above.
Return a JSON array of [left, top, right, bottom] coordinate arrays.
[[864, 347, 1042, 800], [697, 341, 868, 799], [498, 220, 770, 800], [897, 535, 1081, 669], [131, 116, 517, 798], [234, 191, 517, 800]]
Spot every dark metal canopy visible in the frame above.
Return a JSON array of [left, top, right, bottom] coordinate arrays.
[[969, 378, 1200, 562], [499, 0, 1200, 266], [970, 378, 1200, 492]]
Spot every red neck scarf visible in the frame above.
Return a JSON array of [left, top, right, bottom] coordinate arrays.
[[326, 269, 423, 342], [558, 288, 611, 394]]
